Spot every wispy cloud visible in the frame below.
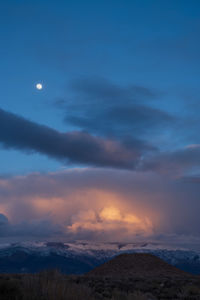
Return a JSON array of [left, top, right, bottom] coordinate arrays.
[[55, 77, 173, 139]]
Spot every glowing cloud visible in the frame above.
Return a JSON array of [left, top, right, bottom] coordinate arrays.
[[67, 206, 153, 238]]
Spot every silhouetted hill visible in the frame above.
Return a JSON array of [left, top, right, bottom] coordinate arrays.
[[87, 253, 193, 278]]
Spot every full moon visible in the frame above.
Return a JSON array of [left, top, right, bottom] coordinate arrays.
[[36, 83, 43, 90]]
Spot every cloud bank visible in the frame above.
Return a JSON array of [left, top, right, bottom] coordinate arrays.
[[0, 168, 199, 244]]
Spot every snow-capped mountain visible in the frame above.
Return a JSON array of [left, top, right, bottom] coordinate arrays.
[[0, 241, 199, 274]]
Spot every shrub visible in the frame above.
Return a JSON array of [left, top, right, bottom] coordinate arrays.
[[0, 277, 21, 300], [21, 270, 95, 300], [111, 290, 149, 300]]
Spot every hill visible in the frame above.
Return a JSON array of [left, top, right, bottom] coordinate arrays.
[[87, 253, 193, 278]]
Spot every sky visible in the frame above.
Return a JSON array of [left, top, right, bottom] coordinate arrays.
[[1, 0, 200, 246]]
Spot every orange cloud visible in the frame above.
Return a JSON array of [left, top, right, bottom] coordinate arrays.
[[67, 205, 153, 239]]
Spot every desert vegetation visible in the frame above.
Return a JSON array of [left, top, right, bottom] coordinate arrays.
[[0, 269, 199, 300]]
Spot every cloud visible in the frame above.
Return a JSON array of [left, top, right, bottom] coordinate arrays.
[[0, 213, 63, 238], [0, 168, 200, 242], [55, 77, 173, 138], [0, 108, 152, 169], [1, 106, 200, 179], [69, 77, 157, 102], [67, 206, 153, 240], [142, 146, 200, 176]]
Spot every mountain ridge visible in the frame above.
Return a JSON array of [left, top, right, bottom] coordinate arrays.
[[0, 241, 199, 274]]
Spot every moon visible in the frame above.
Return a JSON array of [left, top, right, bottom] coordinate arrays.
[[36, 83, 43, 90]]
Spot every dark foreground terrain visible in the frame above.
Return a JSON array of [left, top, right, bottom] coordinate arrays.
[[0, 254, 200, 300]]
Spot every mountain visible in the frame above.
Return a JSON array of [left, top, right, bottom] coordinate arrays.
[[87, 253, 192, 278], [0, 241, 199, 274]]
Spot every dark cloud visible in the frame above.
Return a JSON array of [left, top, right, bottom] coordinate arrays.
[[0, 213, 63, 238], [1, 107, 199, 176], [56, 78, 173, 138], [0, 108, 153, 169], [142, 145, 200, 176]]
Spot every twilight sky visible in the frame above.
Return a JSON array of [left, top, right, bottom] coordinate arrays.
[[1, 0, 200, 245]]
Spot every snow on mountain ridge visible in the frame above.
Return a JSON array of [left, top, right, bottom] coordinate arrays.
[[0, 241, 197, 260], [0, 241, 199, 274]]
